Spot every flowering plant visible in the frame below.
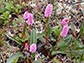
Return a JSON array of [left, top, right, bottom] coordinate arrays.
[[0, 0, 84, 63]]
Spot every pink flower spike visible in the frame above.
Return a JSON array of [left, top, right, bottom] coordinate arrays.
[[44, 4, 53, 17], [60, 25, 69, 37], [23, 11, 29, 20], [27, 13, 34, 25], [29, 43, 37, 53], [61, 18, 69, 26], [24, 43, 29, 51]]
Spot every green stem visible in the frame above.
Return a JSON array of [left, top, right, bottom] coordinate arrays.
[[46, 17, 48, 44]]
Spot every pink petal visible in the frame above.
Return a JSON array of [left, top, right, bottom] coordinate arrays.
[[23, 11, 29, 20], [44, 4, 53, 17], [61, 18, 69, 26], [60, 25, 69, 37], [29, 44, 37, 53], [27, 13, 34, 25]]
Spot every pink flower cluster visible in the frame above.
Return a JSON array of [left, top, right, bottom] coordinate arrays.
[[60, 18, 69, 37], [44, 4, 53, 17], [29, 43, 37, 53], [24, 43, 37, 53], [23, 11, 34, 25], [61, 18, 69, 26], [60, 25, 69, 37]]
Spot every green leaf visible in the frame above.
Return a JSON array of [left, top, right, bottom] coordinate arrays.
[[79, 23, 84, 37], [5, 33, 21, 45], [2, 11, 10, 19], [63, 35, 73, 43], [7, 52, 24, 63], [15, 4, 22, 13], [5, 1, 14, 12], [57, 35, 73, 48], [51, 51, 57, 55], [12, 58, 18, 63], [53, 25, 62, 36], [0, 7, 5, 13], [75, 39, 84, 48], [57, 41, 68, 49], [30, 29, 37, 44], [15, 16, 24, 23]]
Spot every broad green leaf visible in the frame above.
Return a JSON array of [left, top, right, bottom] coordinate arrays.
[[57, 41, 69, 51], [51, 51, 57, 55], [57, 35, 73, 51], [0, 8, 5, 13], [15, 16, 24, 23], [57, 35, 73, 47], [15, 4, 22, 13], [57, 41, 66, 47], [5, 1, 15, 11], [7, 52, 24, 63], [5, 34, 21, 45], [30, 29, 37, 44], [53, 25, 62, 36], [63, 35, 73, 43], [75, 39, 84, 48], [2, 11, 10, 19]]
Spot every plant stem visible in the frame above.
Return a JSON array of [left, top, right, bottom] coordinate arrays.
[[46, 18, 48, 44]]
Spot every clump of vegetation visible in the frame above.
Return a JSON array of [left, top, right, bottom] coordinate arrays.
[[0, 0, 84, 63]]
